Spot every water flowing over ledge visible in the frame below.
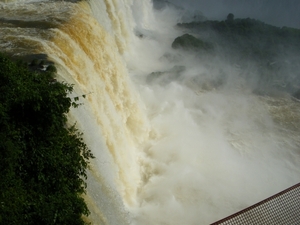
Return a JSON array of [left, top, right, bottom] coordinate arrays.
[[1, 0, 300, 224]]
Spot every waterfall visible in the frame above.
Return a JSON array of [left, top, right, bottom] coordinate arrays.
[[1, 0, 300, 224], [0, 0, 150, 223]]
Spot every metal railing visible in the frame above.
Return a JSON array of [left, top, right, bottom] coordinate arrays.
[[211, 183, 300, 225]]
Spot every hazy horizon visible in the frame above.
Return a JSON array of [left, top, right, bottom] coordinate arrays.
[[163, 0, 300, 28]]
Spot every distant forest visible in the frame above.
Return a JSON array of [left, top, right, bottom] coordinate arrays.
[[172, 14, 300, 97]]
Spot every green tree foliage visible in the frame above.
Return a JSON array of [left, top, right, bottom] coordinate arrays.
[[0, 53, 93, 225], [172, 33, 213, 51], [226, 13, 234, 21]]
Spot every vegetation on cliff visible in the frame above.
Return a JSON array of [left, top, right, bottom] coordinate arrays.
[[172, 33, 213, 51], [176, 15, 300, 59], [172, 14, 300, 96], [0, 53, 93, 225]]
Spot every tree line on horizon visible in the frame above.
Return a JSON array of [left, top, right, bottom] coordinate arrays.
[[171, 13, 300, 96]]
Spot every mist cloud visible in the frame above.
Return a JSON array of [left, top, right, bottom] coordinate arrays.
[[129, 2, 300, 224]]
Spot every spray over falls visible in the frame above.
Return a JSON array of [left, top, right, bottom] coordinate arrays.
[[0, 0, 299, 224]]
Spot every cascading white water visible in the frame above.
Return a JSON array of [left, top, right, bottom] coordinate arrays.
[[0, 0, 299, 224]]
